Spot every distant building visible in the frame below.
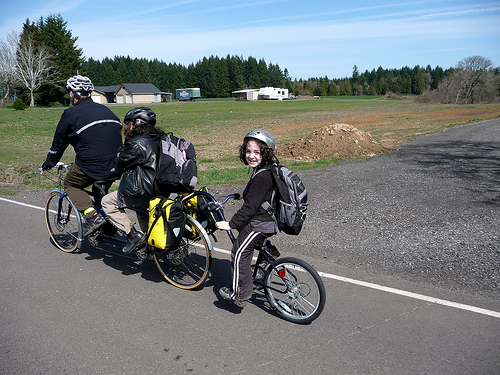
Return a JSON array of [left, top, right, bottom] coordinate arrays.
[[232, 89, 260, 101], [92, 83, 172, 104], [176, 88, 201, 101], [232, 87, 289, 101]]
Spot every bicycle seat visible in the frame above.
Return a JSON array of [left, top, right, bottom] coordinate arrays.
[[92, 180, 115, 208], [93, 180, 113, 196]]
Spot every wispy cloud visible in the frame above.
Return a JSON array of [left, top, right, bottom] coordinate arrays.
[[2, 0, 499, 78]]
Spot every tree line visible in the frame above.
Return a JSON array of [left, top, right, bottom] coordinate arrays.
[[80, 55, 500, 104], [0, 13, 498, 107], [85, 55, 288, 98], [302, 59, 499, 104]]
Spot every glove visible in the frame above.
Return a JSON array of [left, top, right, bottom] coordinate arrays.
[[41, 159, 56, 171]]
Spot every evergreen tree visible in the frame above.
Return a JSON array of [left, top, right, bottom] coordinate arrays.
[[328, 82, 338, 96], [430, 65, 444, 90], [257, 58, 268, 87], [38, 14, 84, 78], [227, 55, 245, 92], [339, 78, 353, 96], [244, 56, 259, 88], [18, 14, 84, 105], [412, 69, 426, 95]]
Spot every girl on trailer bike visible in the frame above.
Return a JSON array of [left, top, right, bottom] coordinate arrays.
[[216, 129, 279, 307]]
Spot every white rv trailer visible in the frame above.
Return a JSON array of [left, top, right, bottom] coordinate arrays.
[[231, 87, 289, 101], [257, 87, 289, 100]]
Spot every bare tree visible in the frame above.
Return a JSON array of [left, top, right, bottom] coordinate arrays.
[[0, 32, 18, 107], [13, 32, 56, 107], [454, 56, 493, 104]]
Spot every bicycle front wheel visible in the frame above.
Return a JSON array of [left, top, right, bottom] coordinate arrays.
[[264, 257, 326, 324], [45, 190, 83, 253], [153, 215, 212, 290]]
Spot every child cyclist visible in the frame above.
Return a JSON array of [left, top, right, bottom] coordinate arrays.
[[216, 129, 279, 307]]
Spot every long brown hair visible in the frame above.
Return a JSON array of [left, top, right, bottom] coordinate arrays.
[[125, 121, 165, 140], [239, 138, 277, 166]]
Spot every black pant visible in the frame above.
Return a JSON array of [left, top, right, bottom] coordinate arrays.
[[230, 224, 272, 300]]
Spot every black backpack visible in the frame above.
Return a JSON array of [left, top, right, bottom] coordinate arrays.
[[156, 133, 198, 194], [261, 163, 308, 235]]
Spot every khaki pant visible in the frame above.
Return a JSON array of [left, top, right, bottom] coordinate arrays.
[[101, 191, 149, 235]]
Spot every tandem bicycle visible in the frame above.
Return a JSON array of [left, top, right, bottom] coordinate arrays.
[[42, 162, 325, 323], [42, 162, 213, 290]]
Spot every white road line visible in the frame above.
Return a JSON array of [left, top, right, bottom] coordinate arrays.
[[3, 196, 499, 319], [0, 197, 45, 211], [210, 245, 500, 319], [317, 272, 500, 319]]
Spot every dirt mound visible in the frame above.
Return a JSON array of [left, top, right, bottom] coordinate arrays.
[[276, 124, 391, 160]]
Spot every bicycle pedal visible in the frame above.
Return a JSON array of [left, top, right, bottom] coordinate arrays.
[[135, 246, 152, 261], [87, 231, 101, 247], [83, 219, 106, 236]]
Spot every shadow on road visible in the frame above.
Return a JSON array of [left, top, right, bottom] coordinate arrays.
[[398, 139, 500, 204]]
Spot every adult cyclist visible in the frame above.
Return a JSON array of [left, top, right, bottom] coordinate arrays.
[[41, 75, 123, 233]]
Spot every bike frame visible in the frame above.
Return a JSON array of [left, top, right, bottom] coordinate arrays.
[[186, 190, 292, 293]]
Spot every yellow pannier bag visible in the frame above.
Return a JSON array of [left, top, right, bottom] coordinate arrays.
[[183, 187, 218, 237], [147, 197, 185, 249]]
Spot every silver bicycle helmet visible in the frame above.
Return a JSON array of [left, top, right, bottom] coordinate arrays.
[[124, 107, 157, 126], [244, 129, 275, 150], [66, 75, 94, 95]]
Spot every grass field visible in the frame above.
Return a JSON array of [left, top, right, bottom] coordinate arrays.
[[1, 96, 499, 194]]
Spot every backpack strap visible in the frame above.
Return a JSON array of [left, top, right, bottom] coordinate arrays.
[[260, 163, 279, 223], [261, 196, 276, 222]]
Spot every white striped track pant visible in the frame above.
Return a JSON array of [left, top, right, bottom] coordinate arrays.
[[230, 224, 272, 300]]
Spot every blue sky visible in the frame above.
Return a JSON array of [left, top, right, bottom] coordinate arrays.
[[1, 0, 499, 80]]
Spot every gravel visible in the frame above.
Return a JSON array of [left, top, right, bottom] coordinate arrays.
[[283, 118, 500, 298]]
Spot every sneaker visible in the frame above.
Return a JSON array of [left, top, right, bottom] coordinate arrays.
[[219, 287, 248, 307], [83, 212, 106, 236]]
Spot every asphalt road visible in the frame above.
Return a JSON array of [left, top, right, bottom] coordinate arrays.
[[1, 119, 499, 374]]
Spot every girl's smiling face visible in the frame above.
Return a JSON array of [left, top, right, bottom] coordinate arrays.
[[245, 140, 262, 168]]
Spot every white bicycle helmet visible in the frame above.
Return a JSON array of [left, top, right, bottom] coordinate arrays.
[[244, 129, 276, 150], [66, 75, 94, 95]]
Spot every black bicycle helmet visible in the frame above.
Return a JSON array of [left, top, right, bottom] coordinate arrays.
[[124, 107, 157, 126], [244, 129, 276, 150]]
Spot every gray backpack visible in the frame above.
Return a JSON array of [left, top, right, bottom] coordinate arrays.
[[261, 163, 308, 235], [156, 133, 198, 194]]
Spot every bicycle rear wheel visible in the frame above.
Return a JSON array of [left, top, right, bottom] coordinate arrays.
[[264, 257, 326, 324], [45, 190, 83, 253], [153, 215, 212, 290]]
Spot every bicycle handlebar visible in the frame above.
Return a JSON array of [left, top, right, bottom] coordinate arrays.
[[200, 193, 240, 212], [39, 162, 71, 175]]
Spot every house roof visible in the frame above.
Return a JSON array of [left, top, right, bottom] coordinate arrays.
[[93, 85, 122, 94], [93, 83, 171, 95], [119, 83, 161, 94]]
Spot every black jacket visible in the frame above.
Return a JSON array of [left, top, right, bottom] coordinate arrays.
[[116, 130, 162, 207], [45, 98, 123, 180], [229, 166, 275, 232]]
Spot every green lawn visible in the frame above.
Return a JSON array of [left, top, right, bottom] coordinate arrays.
[[1, 97, 499, 193]]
